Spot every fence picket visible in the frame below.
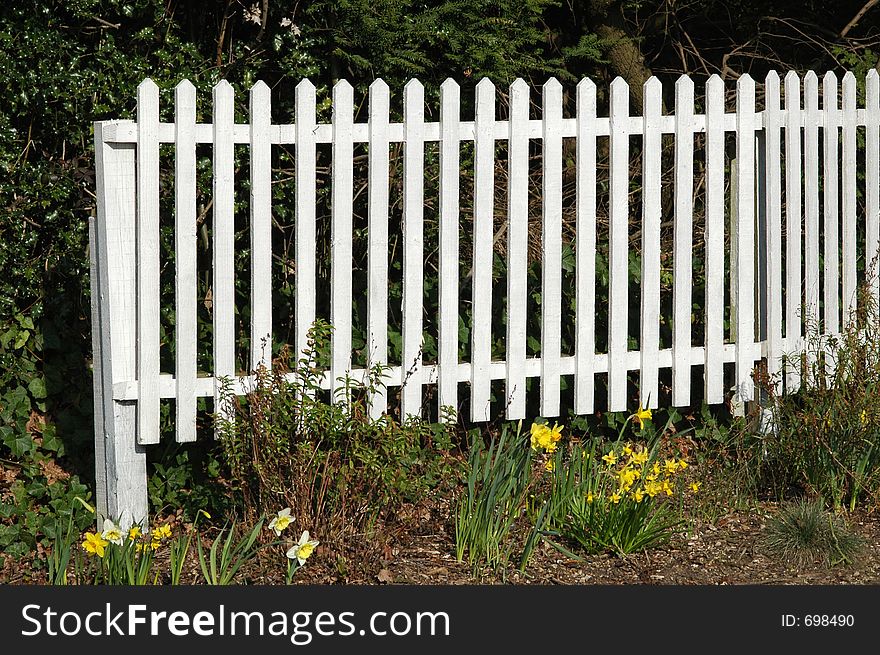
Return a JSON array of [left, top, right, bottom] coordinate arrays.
[[867, 70, 880, 312], [540, 78, 563, 417], [174, 80, 198, 443], [783, 71, 803, 392], [764, 71, 783, 393], [401, 80, 425, 418], [471, 78, 495, 422], [804, 72, 820, 379], [640, 77, 662, 409], [734, 74, 756, 404], [368, 79, 391, 417], [608, 77, 630, 412], [506, 79, 529, 419], [249, 81, 273, 374], [574, 79, 597, 415], [296, 80, 318, 369], [823, 72, 840, 339], [439, 79, 461, 417], [704, 75, 725, 403], [330, 80, 353, 400], [212, 80, 236, 437], [842, 72, 858, 326], [673, 75, 695, 406], [136, 79, 160, 445]]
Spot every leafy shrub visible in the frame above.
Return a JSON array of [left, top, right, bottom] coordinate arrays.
[[755, 286, 880, 510], [215, 319, 458, 548]]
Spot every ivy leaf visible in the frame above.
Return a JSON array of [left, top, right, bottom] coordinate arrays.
[[28, 376, 46, 399]]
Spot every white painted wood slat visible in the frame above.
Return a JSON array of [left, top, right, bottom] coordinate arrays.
[[672, 75, 694, 406], [804, 72, 821, 379], [212, 80, 236, 438], [439, 79, 461, 416], [734, 74, 756, 404], [783, 71, 803, 392], [174, 80, 198, 443], [470, 78, 495, 422], [574, 79, 597, 415], [640, 77, 662, 409], [608, 77, 630, 412], [540, 78, 563, 417], [842, 72, 857, 326], [136, 79, 161, 445], [704, 75, 725, 403], [330, 80, 353, 401], [823, 72, 840, 338], [249, 81, 273, 374], [506, 78, 529, 419], [867, 70, 880, 312], [295, 80, 318, 369], [764, 71, 783, 392]]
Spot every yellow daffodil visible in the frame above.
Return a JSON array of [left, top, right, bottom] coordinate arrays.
[[678, 459, 688, 470], [632, 488, 645, 503], [610, 492, 622, 504], [287, 530, 320, 566], [128, 526, 142, 541], [269, 508, 294, 536], [664, 459, 679, 476], [544, 459, 555, 472], [586, 492, 594, 504], [602, 451, 617, 465], [622, 443, 633, 456], [530, 422, 563, 453], [661, 480, 673, 496], [82, 532, 109, 558], [199, 510, 211, 520], [691, 482, 701, 493], [644, 481, 660, 497], [631, 450, 648, 465], [860, 410, 868, 426], [153, 524, 172, 540], [101, 518, 124, 546], [632, 405, 652, 429]]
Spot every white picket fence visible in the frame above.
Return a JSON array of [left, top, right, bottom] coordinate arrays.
[[91, 71, 880, 525]]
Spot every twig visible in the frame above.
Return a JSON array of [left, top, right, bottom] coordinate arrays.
[[840, 0, 880, 38]]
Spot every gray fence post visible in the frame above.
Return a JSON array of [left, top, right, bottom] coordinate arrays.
[[92, 120, 149, 529]]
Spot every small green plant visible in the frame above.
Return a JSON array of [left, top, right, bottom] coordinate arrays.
[[756, 283, 880, 510], [454, 421, 539, 573], [548, 408, 691, 557], [196, 516, 266, 585], [762, 498, 863, 567], [216, 319, 458, 549]]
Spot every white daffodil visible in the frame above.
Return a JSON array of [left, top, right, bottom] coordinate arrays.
[[101, 518, 124, 546], [286, 530, 319, 566], [268, 508, 294, 536]]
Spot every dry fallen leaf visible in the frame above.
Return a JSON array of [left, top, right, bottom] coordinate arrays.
[[376, 568, 394, 584]]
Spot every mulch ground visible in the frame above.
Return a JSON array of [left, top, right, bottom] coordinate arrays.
[[4, 500, 879, 586]]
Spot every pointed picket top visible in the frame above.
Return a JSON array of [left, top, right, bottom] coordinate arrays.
[[510, 77, 529, 96], [543, 76, 562, 93], [643, 76, 662, 94], [610, 76, 629, 94], [577, 76, 596, 95], [476, 76, 495, 95], [843, 70, 857, 95], [765, 70, 780, 106], [296, 77, 316, 93], [823, 70, 838, 85], [784, 70, 799, 85], [250, 79, 270, 95], [706, 74, 724, 95], [331, 79, 352, 113], [868, 68, 880, 86], [675, 73, 694, 93], [370, 77, 389, 93], [213, 78, 233, 93], [737, 73, 754, 90], [784, 71, 800, 105], [138, 77, 158, 93], [175, 78, 195, 94], [404, 77, 424, 94], [331, 78, 352, 96], [804, 70, 818, 85]]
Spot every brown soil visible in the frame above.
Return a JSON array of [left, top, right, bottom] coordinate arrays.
[[4, 499, 879, 586]]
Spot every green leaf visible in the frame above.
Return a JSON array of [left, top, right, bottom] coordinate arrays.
[[13, 330, 30, 349], [28, 376, 46, 399]]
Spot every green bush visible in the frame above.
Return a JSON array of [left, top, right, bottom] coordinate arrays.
[[215, 319, 459, 547]]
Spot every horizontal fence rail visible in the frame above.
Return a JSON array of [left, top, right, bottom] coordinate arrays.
[[92, 70, 880, 525]]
